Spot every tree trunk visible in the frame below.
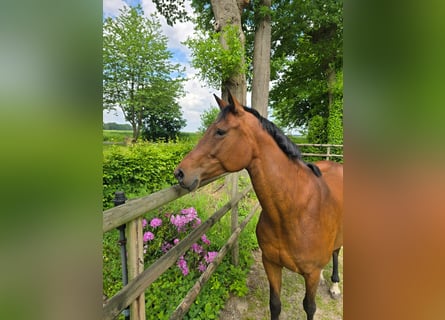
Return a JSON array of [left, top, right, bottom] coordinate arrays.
[[210, 0, 249, 104], [251, 0, 271, 118]]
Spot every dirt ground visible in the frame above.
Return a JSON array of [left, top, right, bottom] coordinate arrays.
[[218, 249, 343, 320]]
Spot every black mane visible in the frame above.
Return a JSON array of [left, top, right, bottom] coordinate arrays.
[[219, 105, 322, 177]]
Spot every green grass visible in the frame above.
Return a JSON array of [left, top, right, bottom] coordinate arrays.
[[289, 135, 308, 144], [102, 130, 202, 144], [103, 130, 133, 143]]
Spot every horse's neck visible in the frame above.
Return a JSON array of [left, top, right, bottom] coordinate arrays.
[[246, 136, 312, 217]]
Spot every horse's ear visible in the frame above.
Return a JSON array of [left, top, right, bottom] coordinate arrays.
[[227, 91, 244, 114], [213, 94, 229, 110]]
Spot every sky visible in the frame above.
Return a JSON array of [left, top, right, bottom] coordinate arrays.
[[102, 0, 226, 132]]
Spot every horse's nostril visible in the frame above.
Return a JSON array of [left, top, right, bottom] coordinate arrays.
[[174, 168, 184, 182]]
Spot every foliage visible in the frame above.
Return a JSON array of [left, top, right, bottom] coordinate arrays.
[[103, 122, 132, 130], [151, 0, 190, 26], [102, 141, 194, 209], [198, 106, 219, 133], [184, 24, 250, 89], [140, 80, 187, 142], [270, 0, 343, 131], [103, 5, 186, 141], [307, 115, 327, 144], [327, 70, 343, 144]]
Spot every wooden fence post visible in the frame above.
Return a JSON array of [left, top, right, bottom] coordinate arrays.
[[230, 173, 239, 266], [113, 191, 130, 320], [327, 145, 331, 161], [127, 217, 145, 320]]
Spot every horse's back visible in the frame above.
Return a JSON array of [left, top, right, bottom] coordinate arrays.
[[316, 160, 343, 197]]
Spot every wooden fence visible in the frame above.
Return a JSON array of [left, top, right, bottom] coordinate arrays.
[[103, 172, 258, 320], [102, 144, 343, 320], [299, 143, 343, 160]]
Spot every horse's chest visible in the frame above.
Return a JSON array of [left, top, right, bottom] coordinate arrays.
[[256, 217, 298, 265], [256, 213, 326, 273]]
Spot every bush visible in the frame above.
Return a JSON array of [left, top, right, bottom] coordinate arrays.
[[103, 141, 194, 209], [307, 115, 327, 144]]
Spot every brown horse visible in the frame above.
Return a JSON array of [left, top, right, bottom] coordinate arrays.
[[174, 92, 343, 320]]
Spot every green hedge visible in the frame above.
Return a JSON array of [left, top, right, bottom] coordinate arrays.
[[103, 142, 194, 209]]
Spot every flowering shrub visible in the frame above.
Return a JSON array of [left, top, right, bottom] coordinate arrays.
[[142, 207, 218, 276]]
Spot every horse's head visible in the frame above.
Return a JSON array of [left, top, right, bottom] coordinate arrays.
[[174, 92, 256, 191]]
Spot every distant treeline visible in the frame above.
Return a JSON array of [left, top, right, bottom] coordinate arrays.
[[103, 122, 132, 130]]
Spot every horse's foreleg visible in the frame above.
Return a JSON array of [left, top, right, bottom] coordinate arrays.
[[262, 257, 282, 320], [329, 247, 341, 298], [303, 270, 320, 320]]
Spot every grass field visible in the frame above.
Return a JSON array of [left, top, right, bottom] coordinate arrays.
[[103, 130, 133, 143], [103, 129, 306, 145]]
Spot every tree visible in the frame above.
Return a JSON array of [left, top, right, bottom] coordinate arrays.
[[183, 0, 249, 104], [103, 5, 186, 141], [251, 0, 271, 117], [140, 79, 186, 141], [152, 0, 343, 141], [154, 0, 270, 113], [184, 24, 249, 92], [326, 70, 343, 144], [198, 106, 219, 133], [270, 0, 343, 139]]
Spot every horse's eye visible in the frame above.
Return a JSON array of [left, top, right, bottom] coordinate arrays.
[[215, 128, 226, 137]]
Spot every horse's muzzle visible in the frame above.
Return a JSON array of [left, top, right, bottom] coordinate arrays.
[[174, 168, 185, 183], [174, 168, 199, 192]]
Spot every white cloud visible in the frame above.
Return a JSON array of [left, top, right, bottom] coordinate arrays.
[[103, 0, 127, 18], [180, 77, 219, 132], [140, 0, 196, 50]]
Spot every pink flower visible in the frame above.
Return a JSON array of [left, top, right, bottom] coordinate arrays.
[[181, 207, 197, 218], [143, 231, 154, 242], [191, 243, 203, 254], [193, 218, 201, 228], [205, 251, 218, 264], [161, 242, 172, 253], [170, 214, 188, 231], [177, 256, 189, 276], [173, 238, 180, 245], [198, 262, 207, 273], [142, 219, 147, 228], [171, 207, 200, 232], [150, 217, 162, 228], [201, 234, 211, 245]]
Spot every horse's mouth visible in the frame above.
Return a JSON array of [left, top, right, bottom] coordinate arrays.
[[174, 167, 200, 192], [188, 179, 199, 192], [179, 178, 199, 192]]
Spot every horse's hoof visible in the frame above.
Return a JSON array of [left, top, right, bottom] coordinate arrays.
[[329, 283, 341, 299], [329, 290, 341, 300]]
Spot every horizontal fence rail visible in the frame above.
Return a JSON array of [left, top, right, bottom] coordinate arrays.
[[103, 174, 227, 233], [298, 143, 343, 160]]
